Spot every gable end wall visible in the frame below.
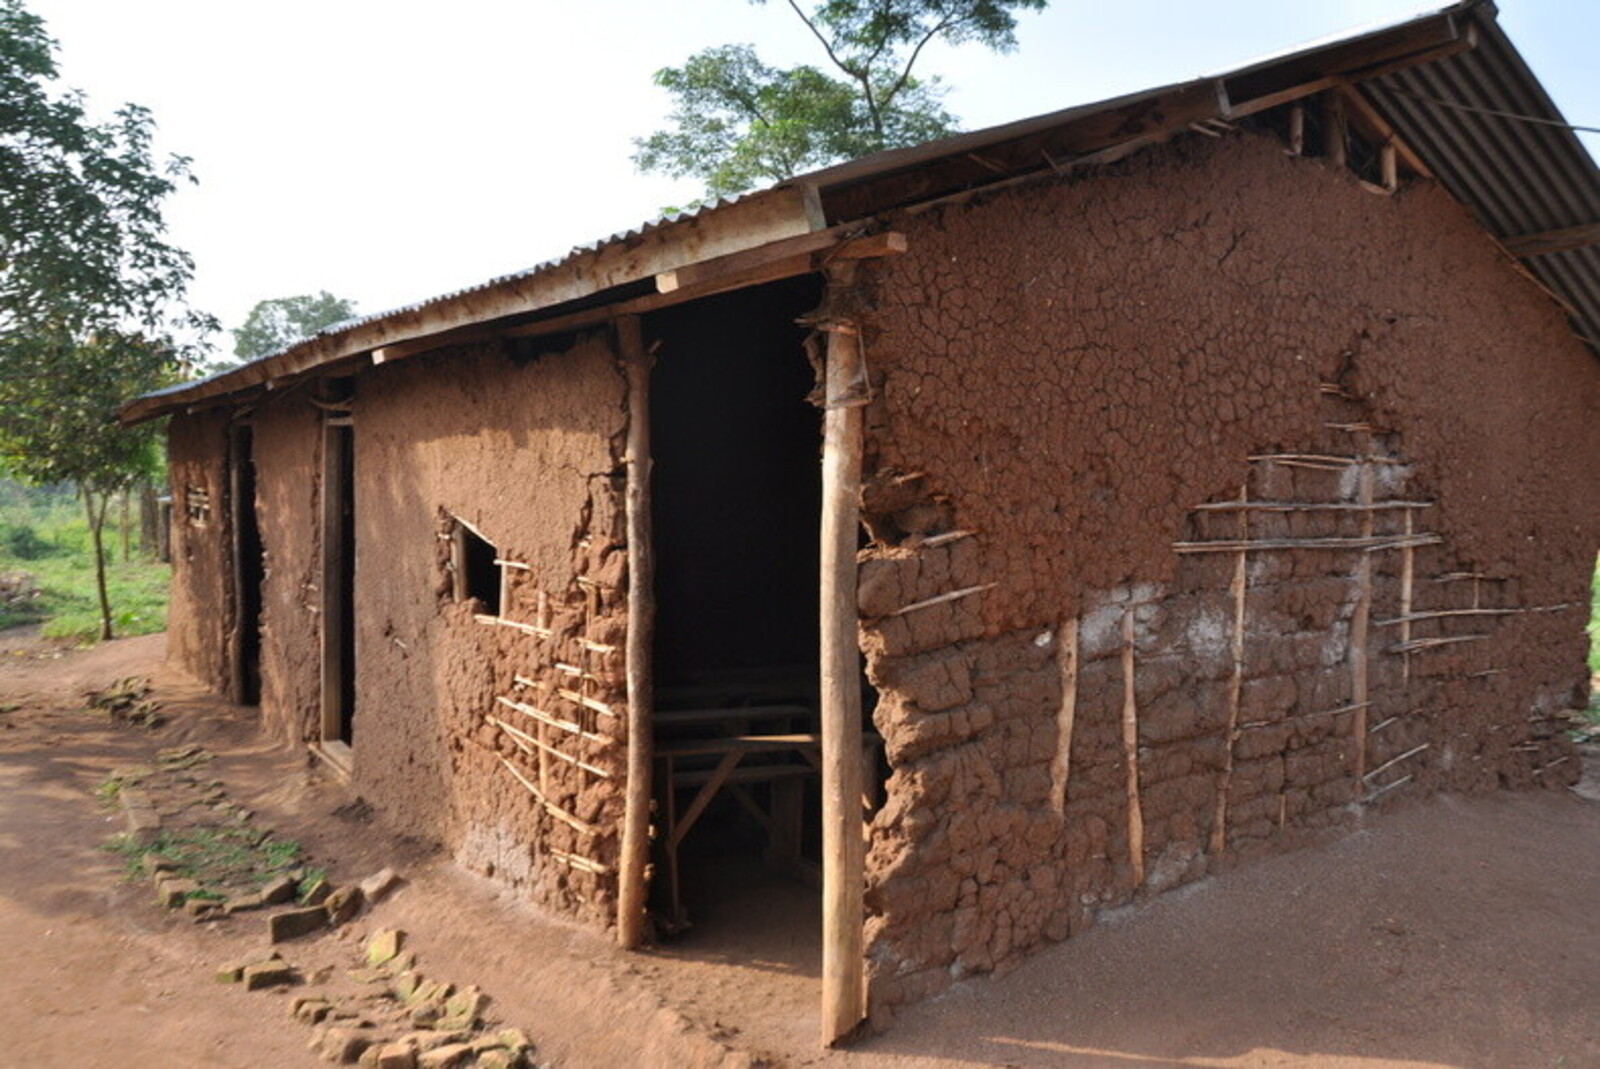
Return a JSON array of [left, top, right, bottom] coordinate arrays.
[[855, 130, 1600, 1018]]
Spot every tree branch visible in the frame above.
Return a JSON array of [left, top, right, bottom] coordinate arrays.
[[786, 0, 854, 77], [883, 14, 960, 111]]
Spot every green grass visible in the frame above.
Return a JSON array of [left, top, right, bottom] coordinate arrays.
[[103, 826, 307, 894], [1589, 557, 1599, 676], [0, 489, 167, 641], [1587, 557, 1599, 726]]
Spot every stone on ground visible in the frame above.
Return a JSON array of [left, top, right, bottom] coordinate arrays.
[[243, 959, 296, 990], [416, 1042, 475, 1069], [366, 928, 404, 967], [359, 867, 403, 904], [318, 1026, 372, 1064], [270, 904, 329, 942], [325, 884, 366, 925]]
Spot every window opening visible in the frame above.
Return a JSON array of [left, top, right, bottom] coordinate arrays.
[[451, 518, 502, 616]]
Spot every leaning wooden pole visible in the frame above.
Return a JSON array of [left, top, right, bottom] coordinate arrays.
[[819, 304, 868, 1046], [616, 314, 654, 950]]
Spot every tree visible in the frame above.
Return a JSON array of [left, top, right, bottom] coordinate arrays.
[[635, 0, 1046, 199], [232, 291, 359, 363], [0, 0, 207, 640], [0, 0, 198, 339], [0, 330, 171, 639]]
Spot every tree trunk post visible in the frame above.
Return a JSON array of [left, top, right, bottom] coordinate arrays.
[[616, 314, 655, 951], [817, 276, 868, 1046], [83, 485, 113, 641], [139, 480, 159, 558]]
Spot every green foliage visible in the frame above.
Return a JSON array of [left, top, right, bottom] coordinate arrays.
[[636, 44, 952, 199], [0, 0, 201, 338], [1588, 556, 1598, 676], [0, 499, 167, 637], [0, 1, 207, 639], [635, 0, 1045, 198], [0, 330, 168, 487], [0, 521, 54, 559], [231, 291, 358, 364]]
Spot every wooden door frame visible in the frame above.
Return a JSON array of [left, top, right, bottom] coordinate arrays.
[[610, 278, 871, 1046], [226, 421, 259, 706], [318, 413, 355, 774]]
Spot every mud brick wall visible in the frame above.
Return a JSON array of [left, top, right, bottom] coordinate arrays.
[[165, 408, 233, 695], [231, 336, 631, 927], [347, 335, 631, 928], [854, 130, 1600, 1017], [250, 393, 323, 744]]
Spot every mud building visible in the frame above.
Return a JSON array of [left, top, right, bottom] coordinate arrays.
[[125, 1, 1600, 1043]]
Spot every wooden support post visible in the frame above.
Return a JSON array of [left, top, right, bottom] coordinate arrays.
[[818, 293, 868, 1047], [1288, 104, 1305, 157], [1350, 461, 1375, 786], [616, 314, 654, 951], [1399, 508, 1415, 685], [1322, 92, 1348, 170], [1211, 485, 1249, 856], [1380, 141, 1399, 192], [1120, 608, 1145, 887], [1049, 618, 1079, 816]]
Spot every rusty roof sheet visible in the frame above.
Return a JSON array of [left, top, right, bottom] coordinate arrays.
[[1361, 6, 1600, 346], [125, 0, 1598, 422]]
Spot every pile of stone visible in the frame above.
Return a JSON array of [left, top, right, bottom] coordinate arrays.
[[87, 676, 162, 727], [220, 929, 539, 1068], [265, 868, 404, 942]]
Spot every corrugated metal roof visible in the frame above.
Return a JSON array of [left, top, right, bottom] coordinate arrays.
[[125, 0, 1599, 422], [255, 196, 757, 359], [1363, 6, 1600, 345]]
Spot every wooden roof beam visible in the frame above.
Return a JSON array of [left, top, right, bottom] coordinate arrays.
[[1500, 221, 1600, 258]]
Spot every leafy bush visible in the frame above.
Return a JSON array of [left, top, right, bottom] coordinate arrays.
[[0, 522, 55, 560]]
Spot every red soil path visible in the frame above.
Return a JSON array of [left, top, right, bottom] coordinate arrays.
[[1, 630, 1594, 1068]]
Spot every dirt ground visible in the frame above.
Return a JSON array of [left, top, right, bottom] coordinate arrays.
[[1, 631, 1595, 1069]]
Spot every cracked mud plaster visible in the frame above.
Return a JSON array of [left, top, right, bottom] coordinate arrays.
[[352, 334, 630, 928], [851, 130, 1599, 1020], [174, 333, 633, 929], [166, 408, 233, 697]]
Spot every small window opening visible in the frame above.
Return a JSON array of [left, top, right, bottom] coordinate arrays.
[[452, 519, 502, 615], [185, 484, 211, 527]]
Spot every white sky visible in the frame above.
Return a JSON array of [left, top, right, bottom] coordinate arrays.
[[26, 0, 1600, 351]]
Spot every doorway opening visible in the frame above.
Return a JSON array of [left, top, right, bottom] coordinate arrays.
[[646, 275, 853, 946], [320, 397, 356, 764], [230, 424, 263, 705]]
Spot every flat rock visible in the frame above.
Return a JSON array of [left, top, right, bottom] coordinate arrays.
[[270, 905, 329, 943], [224, 891, 266, 914], [417, 1043, 475, 1069], [475, 1051, 522, 1069], [366, 929, 404, 967], [494, 1028, 531, 1054], [397, 1032, 466, 1053], [370, 1043, 418, 1069], [325, 885, 366, 926], [319, 1026, 372, 1065], [291, 995, 332, 1021], [359, 867, 403, 904], [142, 852, 177, 875], [260, 874, 298, 905], [156, 877, 199, 909], [243, 960, 296, 990]]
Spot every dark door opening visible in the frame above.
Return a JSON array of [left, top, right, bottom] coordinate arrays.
[[321, 416, 356, 751], [231, 425, 263, 705], [646, 276, 832, 937]]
